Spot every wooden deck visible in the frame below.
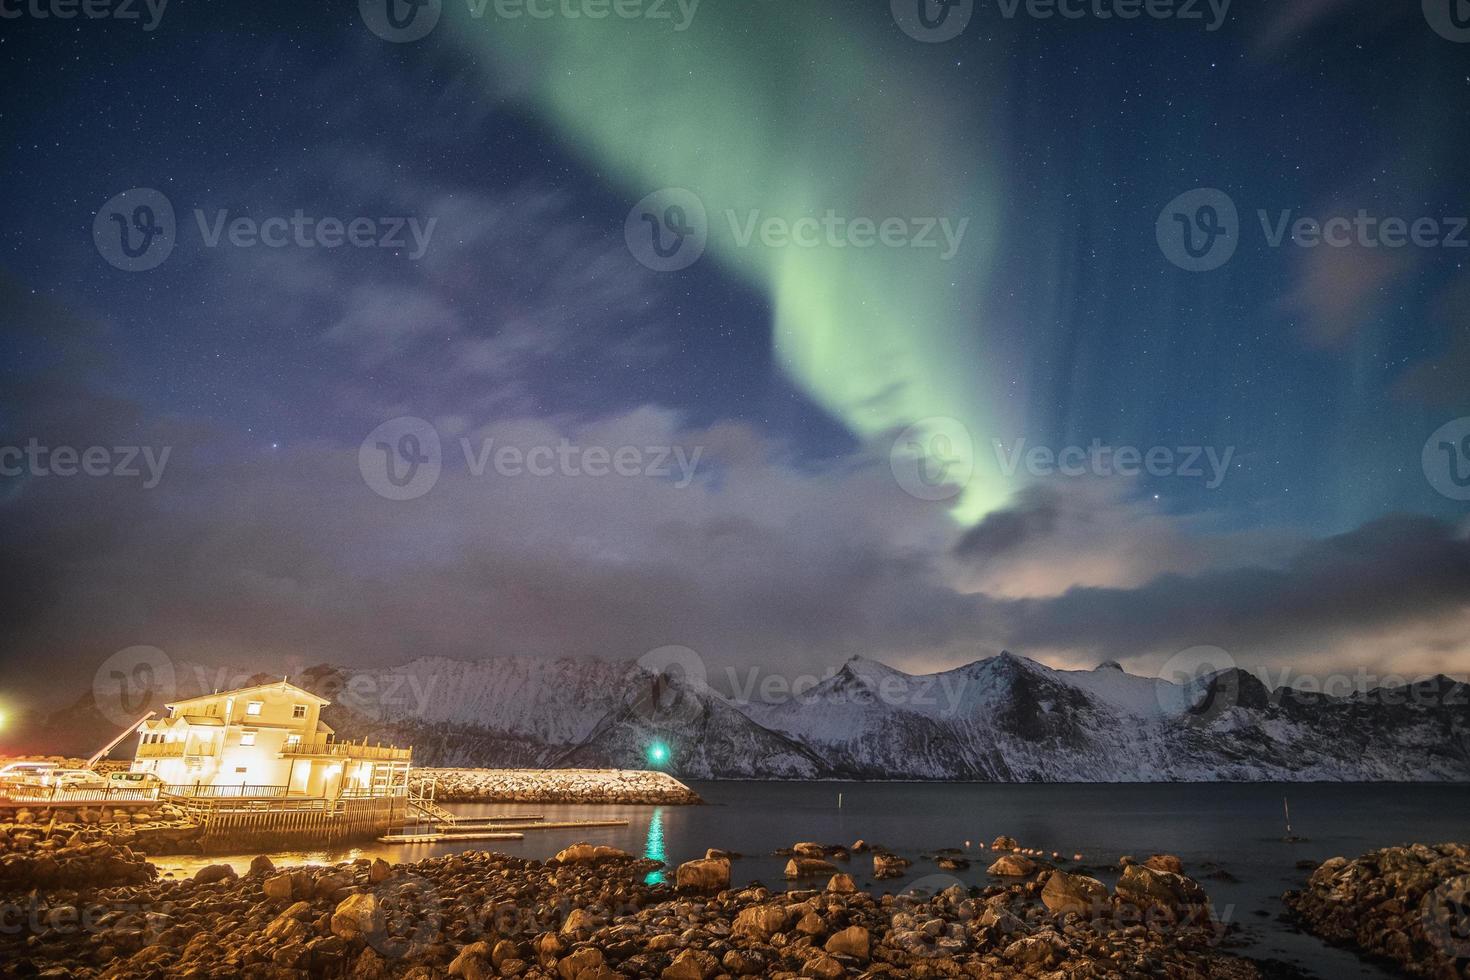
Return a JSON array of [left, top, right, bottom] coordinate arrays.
[[378, 816, 629, 844]]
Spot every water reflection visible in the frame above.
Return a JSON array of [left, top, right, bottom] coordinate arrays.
[[643, 805, 666, 884]]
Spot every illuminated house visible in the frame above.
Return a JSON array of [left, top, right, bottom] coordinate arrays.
[[131, 680, 411, 797]]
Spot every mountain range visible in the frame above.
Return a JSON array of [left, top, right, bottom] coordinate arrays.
[[32, 652, 1469, 781]]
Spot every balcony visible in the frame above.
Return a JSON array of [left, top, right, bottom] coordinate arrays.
[[279, 737, 411, 762], [136, 742, 187, 758]]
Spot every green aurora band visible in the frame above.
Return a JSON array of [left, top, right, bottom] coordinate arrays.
[[441, 2, 1008, 521]]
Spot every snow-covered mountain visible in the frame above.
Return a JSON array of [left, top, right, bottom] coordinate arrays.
[[34, 652, 1470, 781]]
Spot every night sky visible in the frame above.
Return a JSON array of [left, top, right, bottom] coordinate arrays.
[[1, 0, 1468, 715]]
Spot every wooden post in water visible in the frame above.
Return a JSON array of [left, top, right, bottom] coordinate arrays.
[[1283, 796, 1293, 837]]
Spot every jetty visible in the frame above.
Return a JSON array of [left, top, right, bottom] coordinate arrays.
[[379, 781, 628, 843]]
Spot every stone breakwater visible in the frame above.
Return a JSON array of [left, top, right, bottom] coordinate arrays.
[[1285, 842, 1470, 979], [1, 804, 204, 883], [0, 837, 1271, 979], [419, 769, 703, 806]]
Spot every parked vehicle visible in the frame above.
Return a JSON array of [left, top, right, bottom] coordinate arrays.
[[50, 769, 107, 789], [107, 770, 163, 789]]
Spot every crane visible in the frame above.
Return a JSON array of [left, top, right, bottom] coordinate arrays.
[[84, 710, 155, 770]]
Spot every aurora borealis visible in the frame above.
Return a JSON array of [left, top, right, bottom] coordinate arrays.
[[1, 0, 1468, 719]]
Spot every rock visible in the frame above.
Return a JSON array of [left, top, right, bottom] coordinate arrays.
[[785, 857, 837, 878], [1040, 869, 1109, 916], [732, 904, 789, 940], [249, 854, 275, 875], [1144, 853, 1185, 874], [260, 870, 293, 901], [793, 841, 827, 857], [557, 947, 605, 980], [662, 948, 717, 979], [553, 842, 631, 865], [826, 872, 856, 893], [674, 856, 730, 892], [369, 858, 392, 883], [1115, 863, 1210, 919], [193, 863, 236, 884], [330, 893, 383, 940], [560, 907, 599, 935], [873, 852, 911, 879], [991, 835, 1019, 851], [987, 854, 1038, 877], [824, 925, 869, 960], [448, 942, 494, 979], [800, 952, 845, 978], [1003, 935, 1056, 967]]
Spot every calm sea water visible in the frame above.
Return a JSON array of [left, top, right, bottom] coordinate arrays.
[[156, 781, 1470, 979]]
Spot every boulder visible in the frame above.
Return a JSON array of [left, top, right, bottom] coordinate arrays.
[[873, 852, 911, 879], [557, 946, 605, 980], [732, 904, 789, 940], [785, 857, 837, 878], [553, 842, 631, 865], [991, 835, 1019, 851], [330, 893, 383, 940], [1040, 870, 1109, 916], [824, 925, 870, 960], [662, 947, 718, 979], [193, 863, 236, 884], [675, 857, 730, 892], [369, 858, 392, 883], [1115, 863, 1210, 919], [826, 873, 856, 894], [987, 854, 1038, 877], [249, 854, 275, 875], [1143, 853, 1185, 874]]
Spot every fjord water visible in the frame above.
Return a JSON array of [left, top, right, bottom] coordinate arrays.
[[157, 782, 1470, 978]]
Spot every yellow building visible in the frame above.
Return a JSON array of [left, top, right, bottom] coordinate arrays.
[[131, 680, 410, 798]]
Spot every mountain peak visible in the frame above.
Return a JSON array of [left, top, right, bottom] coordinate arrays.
[[1096, 660, 1125, 672]]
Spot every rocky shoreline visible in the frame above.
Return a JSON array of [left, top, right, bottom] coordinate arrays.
[[417, 769, 703, 806], [0, 833, 1283, 979], [1285, 842, 1470, 979]]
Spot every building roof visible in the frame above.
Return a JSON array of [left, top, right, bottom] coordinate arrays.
[[165, 679, 331, 709]]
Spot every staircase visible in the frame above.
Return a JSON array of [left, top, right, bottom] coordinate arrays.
[[404, 778, 456, 829]]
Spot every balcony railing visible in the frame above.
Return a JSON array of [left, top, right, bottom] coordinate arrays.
[[161, 783, 289, 799], [279, 738, 411, 762], [136, 742, 187, 758]]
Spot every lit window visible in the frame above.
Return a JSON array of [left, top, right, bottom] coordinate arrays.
[[235, 767, 248, 774], [240, 731, 257, 746], [292, 705, 307, 719], [245, 701, 263, 716], [285, 734, 301, 746]]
